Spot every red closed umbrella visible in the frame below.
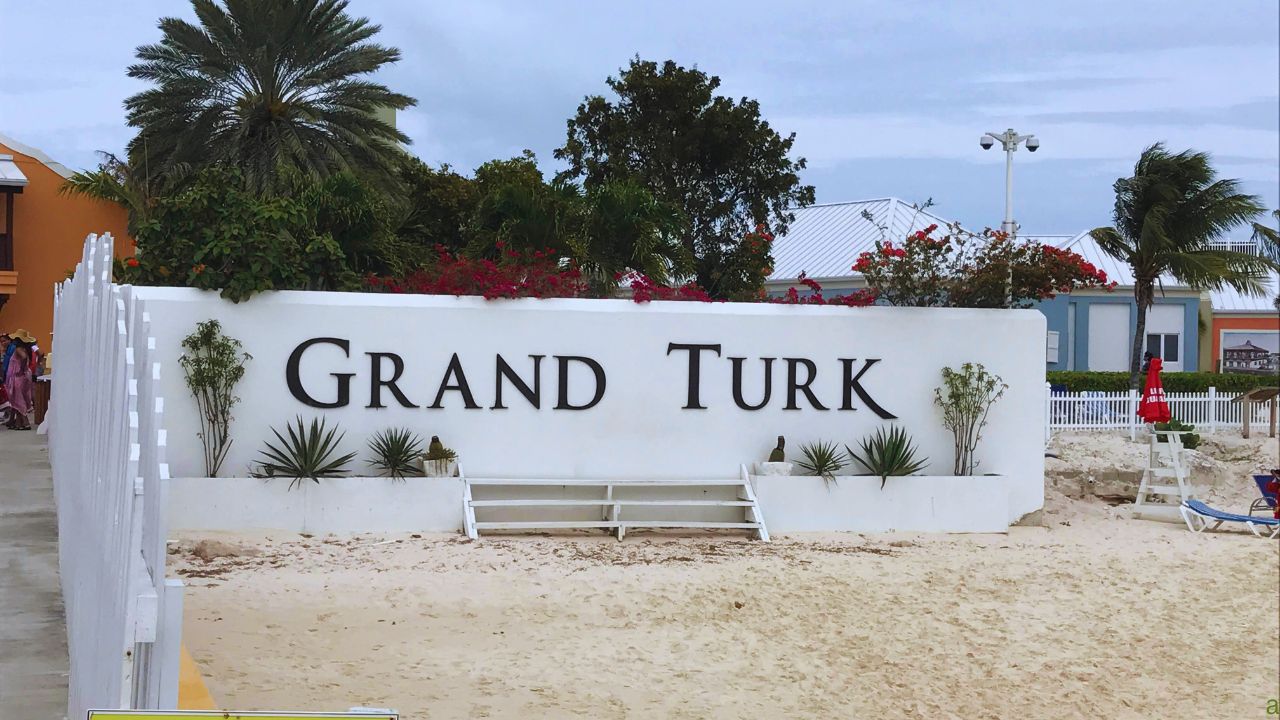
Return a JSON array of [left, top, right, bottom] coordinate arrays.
[[1138, 356, 1171, 423]]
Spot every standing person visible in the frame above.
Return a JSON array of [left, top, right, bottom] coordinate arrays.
[[0, 333, 9, 426], [5, 337, 34, 430]]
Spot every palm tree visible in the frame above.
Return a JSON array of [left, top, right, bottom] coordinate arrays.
[[60, 153, 157, 235], [125, 0, 415, 194], [1090, 144, 1276, 389], [1251, 209, 1280, 309]]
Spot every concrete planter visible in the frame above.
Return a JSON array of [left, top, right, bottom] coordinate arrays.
[[754, 461, 794, 476], [752, 474, 1010, 533], [421, 458, 458, 478], [167, 476, 464, 534]]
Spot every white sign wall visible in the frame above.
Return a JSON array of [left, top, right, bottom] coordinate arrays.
[[131, 288, 1047, 522]]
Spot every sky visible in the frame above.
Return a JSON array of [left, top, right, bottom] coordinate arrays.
[[1, 0, 1277, 235]]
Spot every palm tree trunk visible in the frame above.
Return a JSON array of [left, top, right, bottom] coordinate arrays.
[[1128, 280, 1153, 391]]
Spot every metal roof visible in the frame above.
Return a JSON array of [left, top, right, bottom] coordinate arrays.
[[0, 154, 28, 188], [1209, 271, 1280, 313], [768, 198, 954, 281], [0, 132, 74, 180], [1054, 231, 1188, 289]]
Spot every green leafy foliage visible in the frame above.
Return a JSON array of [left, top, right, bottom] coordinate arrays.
[[124, 0, 416, 194], [1048, 371, 1264, 393], [795, 440, 847, 484], [116, 167, 372, 301], [935, 363, 1007, 476], [178, 320, 251, 477], [555, 57, 815, 298], [256, 416, 356, 489], [367, 427, 425, 480], [846, 426, 929, 489], [1154, 419, 1202, 450], [1090, 143, 1277, 387]]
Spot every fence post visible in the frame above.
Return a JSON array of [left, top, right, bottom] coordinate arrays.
[[1044, 382, 1052, 444], [1129, 389, 1138, 441], [1207, 387, 1217, 434]]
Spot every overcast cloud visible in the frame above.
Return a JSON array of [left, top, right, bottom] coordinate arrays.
[[1, 0, 1276, 234]]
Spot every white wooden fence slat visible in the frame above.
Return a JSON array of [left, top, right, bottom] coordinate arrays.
[[49, 233, 182, 719]]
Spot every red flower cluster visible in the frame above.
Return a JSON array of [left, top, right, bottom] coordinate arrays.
[[621, 272, 715, 303], [772, 273, 877, 307], [367, 245, 588, 300], [851, 224, 1114, 308]]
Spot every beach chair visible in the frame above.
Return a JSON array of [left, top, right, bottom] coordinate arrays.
[[1180, 499, 1280, 539], [1249, 475, 1278, 517]]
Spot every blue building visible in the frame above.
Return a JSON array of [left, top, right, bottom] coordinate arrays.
[[765, 198, 1205, 372]]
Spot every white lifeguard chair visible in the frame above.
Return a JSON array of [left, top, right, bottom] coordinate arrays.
[[1133, 429, 1194, 519]]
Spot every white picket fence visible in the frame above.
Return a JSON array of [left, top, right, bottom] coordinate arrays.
[[48, 233, 183, 719], [1045, 384, 1275, 440]]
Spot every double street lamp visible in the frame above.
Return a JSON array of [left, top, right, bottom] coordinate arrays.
[[980, 129, 1039, 239]]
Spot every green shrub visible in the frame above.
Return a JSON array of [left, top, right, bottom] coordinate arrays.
[[1047, 371, 1263, 393], [1154, 419, 1201, 450], [795, 440, 846, 484], [368, 428, 425, 481], [846, 426, 929, 488], [256, 416, 356, 489]]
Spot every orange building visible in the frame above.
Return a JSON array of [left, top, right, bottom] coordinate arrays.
[[1209, 273, 1280, 375], [0, 133, 132, 350]]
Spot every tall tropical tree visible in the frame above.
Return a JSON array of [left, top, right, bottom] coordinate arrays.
[[1089, 144, 1275, 389], [555, 57, 814, 298], [125, 0, 415, 194]]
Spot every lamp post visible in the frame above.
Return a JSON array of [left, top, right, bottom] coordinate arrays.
[[980, 128, 1038, 306], [979, 128, 1039, 239]]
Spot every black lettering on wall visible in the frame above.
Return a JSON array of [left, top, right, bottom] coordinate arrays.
[[429, 353, 481, 409], [366, 352, 417, 409], [555, 356, 606, 410], [840, 358, 898, 419], [667, 343, 722, 409], [286, 337, 355, 408], [784, 358, 829, 411], [493, 354, 543, 409], [729, 357, 774, 410]]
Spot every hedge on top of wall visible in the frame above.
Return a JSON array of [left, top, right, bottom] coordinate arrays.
[[1046, 371, 1272, 393]]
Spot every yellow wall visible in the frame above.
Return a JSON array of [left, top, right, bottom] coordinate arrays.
[[0, 140, 132, 349]]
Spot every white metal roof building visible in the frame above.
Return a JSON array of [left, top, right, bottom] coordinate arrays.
[[766, 198, 953, 288]]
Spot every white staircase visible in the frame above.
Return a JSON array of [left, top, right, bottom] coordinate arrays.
[[1134, 431, 1193, 519], [461, 464, 768, 541]]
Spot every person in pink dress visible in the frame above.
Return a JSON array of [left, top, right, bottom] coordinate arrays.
[[5, 339, 34, 430]]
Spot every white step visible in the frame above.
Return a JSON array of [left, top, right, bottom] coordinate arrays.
[[473, 520, 763, 530], [469, 499, 756, 507], [465, 478, 744, 486]]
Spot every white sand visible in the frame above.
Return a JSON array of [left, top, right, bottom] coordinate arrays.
[[173, 431, 1280, 719]]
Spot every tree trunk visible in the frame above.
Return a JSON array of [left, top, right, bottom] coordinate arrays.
[[1128, 280, 1153, 391]]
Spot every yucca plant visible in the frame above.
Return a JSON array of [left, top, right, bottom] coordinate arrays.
[[256, 416, 356, 489], [795, 440, 846, 485], [847, 426, 929, 489], [368, 427, 425, 480]]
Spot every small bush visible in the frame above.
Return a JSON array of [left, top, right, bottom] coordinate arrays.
[[846, 426, 929, 488], [368, 428, 425, 480], [1047, 371, 1262, 393], [256, 416, 356, 489], [1154, 419, 1201, 450], [795, 440, 846, 484]]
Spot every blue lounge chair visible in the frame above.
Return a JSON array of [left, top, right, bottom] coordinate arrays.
[[1249, 475, 1278, 516], [1181, 499, 1279, 539]]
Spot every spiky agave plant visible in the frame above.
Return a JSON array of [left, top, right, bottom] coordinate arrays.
[[257, 416, 356, 489], [795, 440, 846, 485], [847, 426, 929, 489], [368, 427, 425, 480]]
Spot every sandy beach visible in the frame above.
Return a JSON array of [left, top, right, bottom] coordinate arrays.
[[173, 432, 1280, 720]]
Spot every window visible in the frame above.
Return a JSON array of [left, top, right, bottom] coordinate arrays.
[[1145, 333, 1179, 363]]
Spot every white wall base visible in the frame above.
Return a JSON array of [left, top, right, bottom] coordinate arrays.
[[169, 474, 1011, 535], [167, 477, 464, 534], [752, 475, 1011, 533]]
